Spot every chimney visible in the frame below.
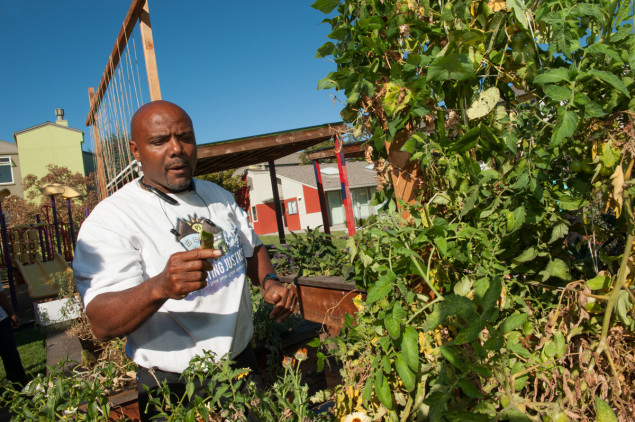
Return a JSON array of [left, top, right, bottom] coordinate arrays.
[[55, 108, 68, 127]]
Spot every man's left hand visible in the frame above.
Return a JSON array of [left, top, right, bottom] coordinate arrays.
[[262, 280, 298, 323]]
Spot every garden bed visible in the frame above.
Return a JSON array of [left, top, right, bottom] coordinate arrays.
[[278, 274, 364, 336]]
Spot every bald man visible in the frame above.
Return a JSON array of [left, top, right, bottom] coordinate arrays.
[[74, 100, 296, 420]]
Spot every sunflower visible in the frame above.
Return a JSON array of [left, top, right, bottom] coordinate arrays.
[[342, 411, 370, 422]]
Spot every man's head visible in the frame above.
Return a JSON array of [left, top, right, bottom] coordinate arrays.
[[130, 100, 197, 193]]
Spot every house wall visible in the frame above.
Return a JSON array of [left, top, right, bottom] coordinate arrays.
[[15, 123, 85, 180], [0, 142, 24, 198], [251, 202, 278, 235], [247, 168, 379, 236]]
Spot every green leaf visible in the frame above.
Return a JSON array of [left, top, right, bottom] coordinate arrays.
[[549, 222, 569, 244], [454, 316, 485, 345], [554, 331, 565, 358], [315, 42, 335, 58], [570, 3, 602, 20], [186, 381, 195, 399], [441, 294, 476, 319], [395, 355, 416, 392], [543, 340, 556, 358], [540, 259, 571, 282], [481, 277, 502, 312], [544, 84, 572, 101], [424, 304, 444, 331], [513, 247, 538, 264], [510, 206, 526, 232], [402, 326, 420, 372], [311, 0, 340, 14], [362, 377, 373, 403], [558, 196, 589, 211], [440, 345, 468, 372], [317, 75, 337, 90], [434, 236, 448, 256], [550, 108, 578, 147], [427, 54, 475, 82], [610, 24, 633, 43], [501, 312, 528, 334], [366, 279, 394, 304], [385, 303, 404, 339], [586, 275, 611, 290], [375, 371, 394, 410], [458, 379, 483, 398], [588, 69, 631, 97], [507, 0, 528, 29], [534, 68, 570, 84], [595, 396, 618, 422], [467, 87, 500, 120], [586, 43, 623, 63], [451, 126, 481, 152], [615, 290, 633, 325]]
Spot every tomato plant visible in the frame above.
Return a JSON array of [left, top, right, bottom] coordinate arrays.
[[311, 0, 634, 419]]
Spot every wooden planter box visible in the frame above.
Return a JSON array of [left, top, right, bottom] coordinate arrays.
[[278, 275, 365, 336]]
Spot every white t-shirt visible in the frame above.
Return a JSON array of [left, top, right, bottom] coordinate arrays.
[[73, 178, 261, 373]]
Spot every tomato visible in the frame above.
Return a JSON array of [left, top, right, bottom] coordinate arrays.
[[570, 160, 582, 173], [600, 164, 614, 176], [581, 159, 594, 174]]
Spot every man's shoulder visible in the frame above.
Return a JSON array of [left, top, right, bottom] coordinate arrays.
[[88, 181, 143, 215], [193, 179, 233, 199]]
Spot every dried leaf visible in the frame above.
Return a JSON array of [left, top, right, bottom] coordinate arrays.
[[610, 165, 624, 217]]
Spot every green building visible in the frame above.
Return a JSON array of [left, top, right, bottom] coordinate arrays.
[[13, 109, 93, 181]]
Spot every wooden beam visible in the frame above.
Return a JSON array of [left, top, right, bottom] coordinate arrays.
[[306, 140, 367, 161], [196, 125, 345, 159], [85, 0, 147, 126], [139, 1, 161, 101]]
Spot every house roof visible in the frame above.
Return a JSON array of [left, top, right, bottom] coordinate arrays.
[[194, 122, 346, 176], [0, 140, 18, 154], [13, 121, 84, 141], [272, 160, 377, 191]]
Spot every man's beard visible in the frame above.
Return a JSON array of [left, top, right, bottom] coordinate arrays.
[[166, 177, 192, 192]]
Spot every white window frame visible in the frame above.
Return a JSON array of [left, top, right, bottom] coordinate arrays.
[[0, 157, 14, 185], [287, 200, 298, 215], [251, 205, 258, 222]]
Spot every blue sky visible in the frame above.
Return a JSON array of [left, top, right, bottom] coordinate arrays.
[[0, 1, 343, 148]]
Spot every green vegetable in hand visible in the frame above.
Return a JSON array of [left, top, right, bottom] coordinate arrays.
[[200, 229, 215, 249]]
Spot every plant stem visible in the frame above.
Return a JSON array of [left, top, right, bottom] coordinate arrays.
[[407, 297, 443, 324], [597, 191, 634, 356]]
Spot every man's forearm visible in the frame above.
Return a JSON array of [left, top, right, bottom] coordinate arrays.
[[246, 245, 276, 287], [85, 278, 167, 341]]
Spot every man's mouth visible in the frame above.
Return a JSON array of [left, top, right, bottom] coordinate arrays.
[[166, 161, 190, 174]]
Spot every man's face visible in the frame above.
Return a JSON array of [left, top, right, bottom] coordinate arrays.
[[130, 103, 197, 193]]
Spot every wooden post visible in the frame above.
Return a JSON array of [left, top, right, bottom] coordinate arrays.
[[268, 160, 286, 244], [385, 129, 422, 218], [335, 135, 356, 237], [88, 87, 108, 200], [312, 160, 331, 234], [139, 0, 161, 101]]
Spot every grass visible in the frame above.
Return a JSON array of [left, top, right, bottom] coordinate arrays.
[[260, 230, 349, 251], [0, 324, 47, 383]]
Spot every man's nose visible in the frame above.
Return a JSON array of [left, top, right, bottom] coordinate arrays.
[[168, 136, 184, 156]]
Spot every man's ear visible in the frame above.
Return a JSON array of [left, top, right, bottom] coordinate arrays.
[[129, 140, 140, 161]]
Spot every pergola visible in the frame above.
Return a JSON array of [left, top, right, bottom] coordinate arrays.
[[194, 122, 352, 243]]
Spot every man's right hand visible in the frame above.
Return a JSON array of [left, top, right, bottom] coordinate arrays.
[[155, 248, 222, 300]]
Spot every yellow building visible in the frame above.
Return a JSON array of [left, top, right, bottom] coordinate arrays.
[[13, 109, 94, 181]]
